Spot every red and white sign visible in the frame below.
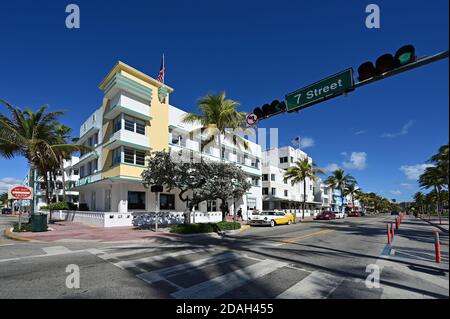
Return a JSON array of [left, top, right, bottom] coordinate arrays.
[[8, 185, 33, 200], [246, 113, 258, 126]]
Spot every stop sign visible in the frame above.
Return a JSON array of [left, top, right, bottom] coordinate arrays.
[[8, 186, 33, 200]]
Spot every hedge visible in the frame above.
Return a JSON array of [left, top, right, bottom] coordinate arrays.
[[170, 221, 242, 234], [40, 201, 78, 211]]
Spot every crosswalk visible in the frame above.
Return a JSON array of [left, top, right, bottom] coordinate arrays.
[[88, 244, 381, 299]]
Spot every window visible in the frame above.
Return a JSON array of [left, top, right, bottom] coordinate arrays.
[[251, 177, 260, 186], [284, 190, 288, 197], [92, 159, 98, 172], [271, 188, 276, 196], [104, 189, 111, 211], [160, 194, 175, 210], [113, 116, 121, 133], [262, 174, 268, 181], [112, 147, 121, 166], [80, 166, 85, 178], [73, 169, 79, 176], [128, 191, 145, 210], [87, 162, 92, 175], [207, 200, 217, 212], [136, 121, 145, 135], [124, 148, 134, 164], [262, 188, 269, 195], [124, 116, 145, 135], [290, 156, 294, 163], [271, 174, 276, 181], [124, 117, 134, 132], [324, 188, 328, 195], [136, 151, 146, 166], [280, 157, 288, 163]]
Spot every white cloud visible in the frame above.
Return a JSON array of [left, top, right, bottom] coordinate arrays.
[[400, 164, 433, 181], [390, 190, 402, 196], [355, 130, 366, 135], [382, 120, 414, 138], [400, 183, 413, 189], [291, 136, 315, 149], [324, 163, 340, 172], [0, 177, 22, 193], [343, 152, 368, 170]]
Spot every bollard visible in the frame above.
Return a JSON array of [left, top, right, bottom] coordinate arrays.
[[387, 223, 391, 244], [434, 231, 441, 263], [391, 223, 395, 239]]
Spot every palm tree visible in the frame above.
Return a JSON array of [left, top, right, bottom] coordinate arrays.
[[0, 99, 85, 216], [284, 158, 325, 220], [325, 169, 356, 214], [0, 192, 8, 208], [429, 143, 449, 186], [419, 166, 446, 224], [344, 183, 359, 211], [182, 92, 249, 162], [413, 192, 426, 217]]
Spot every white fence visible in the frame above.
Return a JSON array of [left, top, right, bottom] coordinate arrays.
[[47, 210, 223, 228]]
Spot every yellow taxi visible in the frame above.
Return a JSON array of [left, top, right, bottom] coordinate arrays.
[[249, 211, 295, 227]]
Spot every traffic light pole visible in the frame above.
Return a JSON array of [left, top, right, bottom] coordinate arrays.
[[354, 50, 449, 89]]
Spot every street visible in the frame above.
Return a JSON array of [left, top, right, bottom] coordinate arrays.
[[0, 214, 448, 299]]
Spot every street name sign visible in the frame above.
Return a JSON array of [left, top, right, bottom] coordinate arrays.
[[8, 185, 33, 200], [286, 68, 355, 112]]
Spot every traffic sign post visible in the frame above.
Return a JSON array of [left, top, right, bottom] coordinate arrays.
[[286, 68, 355, 112]]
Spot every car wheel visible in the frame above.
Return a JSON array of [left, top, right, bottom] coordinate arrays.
[[287, 220, 292, 225], [270, 220, 275, 227]]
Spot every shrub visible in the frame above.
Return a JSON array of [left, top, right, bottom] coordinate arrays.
[[13, 222, 32, 232], [170, 221, 242, 234], [41, 202, 77, 211]]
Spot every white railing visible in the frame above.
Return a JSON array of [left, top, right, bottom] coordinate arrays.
[[132, 211, 222, 228], [49, 210, 133, 227]]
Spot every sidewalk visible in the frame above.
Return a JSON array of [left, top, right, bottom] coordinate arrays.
[[379, 216, 449, 298], [419, 216, 449, 233], [6, 221, 176, 243]]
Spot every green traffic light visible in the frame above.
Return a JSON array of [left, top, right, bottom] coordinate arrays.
[[395, 45, 416, 66]]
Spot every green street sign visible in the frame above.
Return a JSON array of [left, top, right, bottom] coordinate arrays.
[[286, 68, 355, 112]]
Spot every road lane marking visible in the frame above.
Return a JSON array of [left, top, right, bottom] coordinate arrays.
[[137, 252, 241, 284], [277, 229, 336, 245], [276, 270, 344, 299], [171, 259, 288, 299], [42, 246, 71, 255]]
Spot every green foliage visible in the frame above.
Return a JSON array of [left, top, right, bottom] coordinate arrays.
[[41, 201, 77, 211], [13, 222, 32, 232], [170, 221, 242, 234]]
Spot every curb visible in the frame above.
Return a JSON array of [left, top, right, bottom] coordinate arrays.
[[419, 218, 449, 233], [4, 227, 32, 242]]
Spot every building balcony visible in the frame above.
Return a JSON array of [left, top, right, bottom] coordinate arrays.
[[104, 97, 151, 122], [104, 129, 150, 151], [72, 151, 99, 169]]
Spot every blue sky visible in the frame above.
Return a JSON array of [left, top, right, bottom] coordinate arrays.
[[0, 0, 448, 201]]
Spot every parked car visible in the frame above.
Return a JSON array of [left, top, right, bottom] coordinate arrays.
[[1, 208, 12, 215], [315, 212, 336, 220], [248, 211, 295, 227], [348, 211, 361, 217]]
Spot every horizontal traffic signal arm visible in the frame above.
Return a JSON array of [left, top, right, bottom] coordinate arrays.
[[252, 99, 287, 121]]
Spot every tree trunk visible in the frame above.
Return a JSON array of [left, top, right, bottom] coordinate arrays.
[[61, 159, 67, 202], [28, 164, 36, 216], [302, 180, 306, 220], [436, 186, 442, 225], [218, 132, 223, 162]]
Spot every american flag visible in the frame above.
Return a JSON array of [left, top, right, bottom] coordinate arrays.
[[291, 136, 300, 146], [156, 54, 165, 83]]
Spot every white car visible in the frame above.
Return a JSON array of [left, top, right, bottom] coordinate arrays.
[[334, 211, 345, 219]]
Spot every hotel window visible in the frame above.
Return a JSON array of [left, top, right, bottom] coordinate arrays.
[[124, 115, 145, 135], [112, 147, 121, 166], [251, 177, 260, 186], [87, 162, 92, 175], [128, 191, 146, 210], [124, 148, 134, 164], [284, 190, 288, 197], [113, 116, 122, 133], [271, 188, 276, 196], [206, 200, 217, 212], [262, 188, 269, 195], [270, 174, 276, 181], [160, 194, 175, 210], [80, 166, 85, 178], [135, 150, 146, 166], [290, 156, 294, 163], [280, 157, 288, 163], [262, 174, 268, 181]]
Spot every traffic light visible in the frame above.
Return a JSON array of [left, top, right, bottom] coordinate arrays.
[[253, 100, 286, 120], [357, 45, 417, 82]]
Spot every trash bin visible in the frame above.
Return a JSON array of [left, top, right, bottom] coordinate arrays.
[[31, 213, 48, 232]]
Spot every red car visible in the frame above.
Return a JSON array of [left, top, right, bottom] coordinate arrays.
[[348, 211, 361, 217], [315, 212, 336, 220]]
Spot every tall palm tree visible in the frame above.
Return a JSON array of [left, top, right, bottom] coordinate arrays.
[[325, 169, 356, 214], [429, 143, 449, 186], [344, 183, 359, 211], [284, 158, 325, 220], [419, 166, 446, 224], [182, 92, 249, 162], [0, 99, 85, 215], [413, 192, 425, 216]]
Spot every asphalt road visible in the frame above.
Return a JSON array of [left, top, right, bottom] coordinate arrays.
[[0, 214, 448, 299]]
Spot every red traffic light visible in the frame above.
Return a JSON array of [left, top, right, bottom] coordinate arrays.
[[376, 54, 395, 74], [358, 61, 376, 81]]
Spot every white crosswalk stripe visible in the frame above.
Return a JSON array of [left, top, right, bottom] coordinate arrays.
[[89, 245, 359, 299], [171, 259, 288, 299], [276, 271, 345, 299]]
